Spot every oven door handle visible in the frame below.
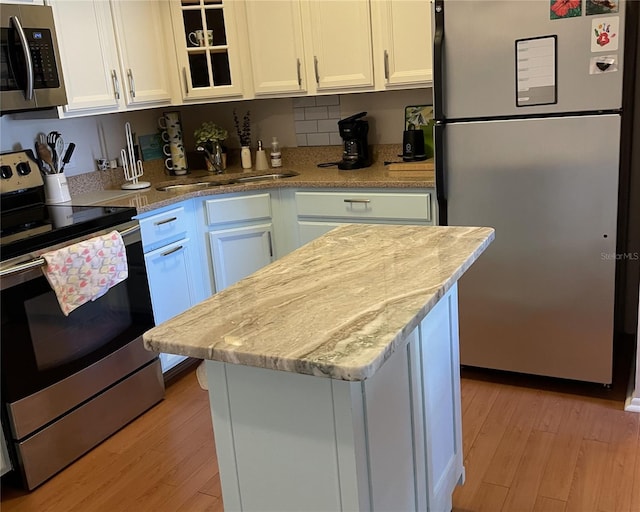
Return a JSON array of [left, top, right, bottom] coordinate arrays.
[[0, 224, 140, 278]]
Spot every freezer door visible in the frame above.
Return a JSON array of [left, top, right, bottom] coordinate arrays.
[[439, 0, 625, 118], [446, 115, 619, 384]]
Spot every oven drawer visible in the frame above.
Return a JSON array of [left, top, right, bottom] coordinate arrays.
[[138, 206, 188, 251]]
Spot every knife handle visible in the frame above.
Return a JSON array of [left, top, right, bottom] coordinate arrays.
[[59, 143, 76, 173]]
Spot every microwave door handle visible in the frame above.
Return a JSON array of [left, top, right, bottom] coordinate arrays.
[[9, 15, 34, 101]]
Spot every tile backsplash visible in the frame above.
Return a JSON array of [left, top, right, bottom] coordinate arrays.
[[293, 96, 342, 147]]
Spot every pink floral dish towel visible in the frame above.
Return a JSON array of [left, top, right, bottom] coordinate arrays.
[[41, 230, 128, 316]]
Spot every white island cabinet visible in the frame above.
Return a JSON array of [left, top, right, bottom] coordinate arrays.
[[143, 224, 494, 511]]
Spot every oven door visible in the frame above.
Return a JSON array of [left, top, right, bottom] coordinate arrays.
[[0, 224, 155, 440]]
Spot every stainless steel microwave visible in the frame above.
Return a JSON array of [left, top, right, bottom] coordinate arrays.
[[0, 4, 66, 113]]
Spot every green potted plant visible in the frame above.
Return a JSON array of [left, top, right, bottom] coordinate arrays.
[[194, 121, 228, 171]]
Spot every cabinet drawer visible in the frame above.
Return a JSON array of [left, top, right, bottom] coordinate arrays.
[[205, 193, 272, 225], [138, 206, 188, 250], [296, 191, 431, 221]]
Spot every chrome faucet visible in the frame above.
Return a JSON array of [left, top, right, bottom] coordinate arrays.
[[196, 142, 224, 174]]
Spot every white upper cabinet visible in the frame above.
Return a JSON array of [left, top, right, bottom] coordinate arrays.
[[244, 0, 306, 96], [109, 1, 174, 105], [51, 0, 173, 116], [241, 0, 432, 98], [371, 0, 433, 89], [168, 0, 244, 101], [300, 0, 374, 93]]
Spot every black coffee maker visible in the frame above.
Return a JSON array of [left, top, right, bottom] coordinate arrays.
[[338, 112, 371, 170]]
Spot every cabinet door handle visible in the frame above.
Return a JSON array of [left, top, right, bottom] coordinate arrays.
[[267, 231, 273, 258], [296, 58, 302, 87], [313, 56, 319, 84], [154, 216, 178, 226], [127, 68, 136, 98], [384, 50, 390, 81], [182, 67, 189, 95], [161, 245, 183, 257], [111, 69, 120, 100], [343, 199, 371, 204]]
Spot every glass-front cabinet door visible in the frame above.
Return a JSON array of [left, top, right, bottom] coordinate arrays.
[[169, 0, 244, 100]]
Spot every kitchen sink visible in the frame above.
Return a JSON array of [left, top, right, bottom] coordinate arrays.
[[156, 171, 299, 191], [232, 172, 299, 183], [156, 180, 234, 192]]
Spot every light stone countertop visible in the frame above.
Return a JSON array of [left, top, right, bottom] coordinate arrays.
[[70, 145, 435, 213], [143, 224, 494, 381]]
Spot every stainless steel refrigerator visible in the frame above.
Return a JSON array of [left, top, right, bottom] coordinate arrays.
[[432, 0, 636, 384]]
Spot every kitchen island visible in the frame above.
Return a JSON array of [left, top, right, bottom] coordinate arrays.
[[143, 224, 494, 511]]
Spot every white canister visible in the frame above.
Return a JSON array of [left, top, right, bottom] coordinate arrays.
[[241, 146, 252, 169]]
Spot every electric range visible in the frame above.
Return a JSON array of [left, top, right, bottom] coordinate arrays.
[[0, 149, 137, 264]]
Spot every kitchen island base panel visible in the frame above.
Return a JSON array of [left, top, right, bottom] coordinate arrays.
[[206, 284, 464, 512]]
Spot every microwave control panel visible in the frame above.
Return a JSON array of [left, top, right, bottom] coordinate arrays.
[[26, 28, 59, 88]]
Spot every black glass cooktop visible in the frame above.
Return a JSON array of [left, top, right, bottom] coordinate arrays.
[[0, 204, 137, 262]]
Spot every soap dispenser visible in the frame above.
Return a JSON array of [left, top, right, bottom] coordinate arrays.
[[255, 140, 269, 171]]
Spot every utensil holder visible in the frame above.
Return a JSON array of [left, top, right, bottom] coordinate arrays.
[[44, 173, 71, 204]]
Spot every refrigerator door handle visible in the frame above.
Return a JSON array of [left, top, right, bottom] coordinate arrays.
[[434, 122, 447, 225], [433, 0, 445, 122]]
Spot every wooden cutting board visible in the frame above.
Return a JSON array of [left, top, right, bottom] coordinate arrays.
[[386, 161, 434, 171]]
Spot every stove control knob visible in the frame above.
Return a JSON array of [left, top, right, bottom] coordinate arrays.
[[1, 165, 13, 179], [16, 162, 32, 176]]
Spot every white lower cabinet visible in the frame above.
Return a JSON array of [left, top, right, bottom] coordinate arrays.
[[295, 189, 435, 246], [203, 193, 274, 292], [208, 224, 274, 291], [137, 201, 207, 373]]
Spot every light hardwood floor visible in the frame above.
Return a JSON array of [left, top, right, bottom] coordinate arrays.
[[2, 363, 639, 512]]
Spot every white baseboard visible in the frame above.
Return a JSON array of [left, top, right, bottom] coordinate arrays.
[[625, 395, 640, 413]]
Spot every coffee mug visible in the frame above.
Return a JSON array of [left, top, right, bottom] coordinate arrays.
[[96, 158, 109, 171], [166, 158, 187, 175], [158, 112, 182, 139], [188, 29, 213, 47]]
